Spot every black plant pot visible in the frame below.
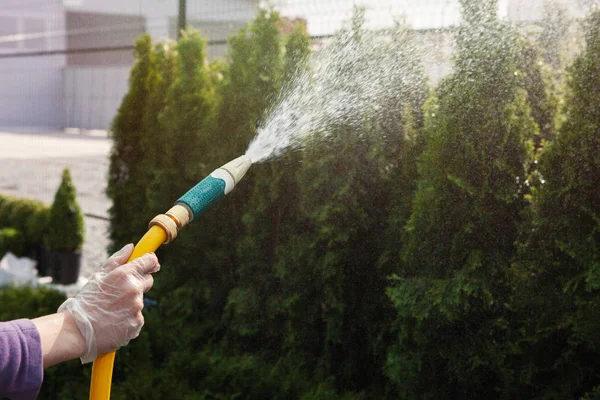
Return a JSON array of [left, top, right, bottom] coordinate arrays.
[[36, 244, 52, 277], [51, 251, 82, 285]]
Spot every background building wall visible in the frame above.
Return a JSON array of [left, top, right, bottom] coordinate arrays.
[[0, 0, 66, 129], [64, 11, 145, 130], [0, 0, 590, 131], [64, 0, 258, 39], [61, 0, 258, 130], [64, 66, 130, 131]]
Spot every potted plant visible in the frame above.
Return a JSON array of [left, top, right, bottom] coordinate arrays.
[[47, 169, 85, 284]]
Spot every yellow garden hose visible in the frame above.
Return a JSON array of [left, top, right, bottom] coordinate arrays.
[[88, 155, 252, 399], [89, 225, 167, 400]]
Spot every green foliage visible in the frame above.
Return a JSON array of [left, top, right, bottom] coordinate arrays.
[[0, 194, 50, 246], [154, 29, 215, 212], [142, 41, 178, 220], [47, 169, 84, 252], [386, 1, 539, 397], [0, 285, 66, 320], [513, 9, 600, 397], [107, 33, 154, 252], [0, 227, 25, 257], [517, 41, 559, 145], [224, 14, 428, 397], [538, 0, 571, 71], [212, 8, 284, 161], [282, 23, 310, 84], [25, 205, 50, 245], [581, 386, 600, 400]]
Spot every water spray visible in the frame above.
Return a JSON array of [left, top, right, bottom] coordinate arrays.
[[89, 155, 252, 400], [90, 19, 424, 399]]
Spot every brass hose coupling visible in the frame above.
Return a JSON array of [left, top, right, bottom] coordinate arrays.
[[148, 204, 193, 244]]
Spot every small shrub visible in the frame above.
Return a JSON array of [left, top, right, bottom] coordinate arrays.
[[47, 169, 85, 252], [0, 194, 50, 246], [0, 286, 66, 320], [25, 205, 51, 245], [0, 194, 17, 227], [9, 199, 43, 232], [0, 227, 25, 258]]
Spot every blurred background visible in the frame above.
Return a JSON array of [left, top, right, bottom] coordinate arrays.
[[0, 0, 588, 132]]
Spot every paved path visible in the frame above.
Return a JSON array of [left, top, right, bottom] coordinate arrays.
[[0, 131, 112, 278]]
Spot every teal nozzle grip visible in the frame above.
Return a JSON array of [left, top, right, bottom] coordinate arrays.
[[176, 175, 226, 222]]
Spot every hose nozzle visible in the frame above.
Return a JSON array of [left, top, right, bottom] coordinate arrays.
[[149, 155, 253, 243], [212, 154, 252, 194]]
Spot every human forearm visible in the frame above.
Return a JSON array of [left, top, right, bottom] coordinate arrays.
[[32, 312, 85, 368], [31, 244, 158, 368]]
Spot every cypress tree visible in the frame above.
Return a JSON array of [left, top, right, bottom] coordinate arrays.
[[150, 28, 216, 294], [157, 29, 214, 197], [239, 17, 428, 394], [226, 20, 310, 352], [171, 9, 285, 309], [144, 14, 288, 394], [141, 41, 177, 219], [386, 0, 537, 397], [212, 8, 284, 162], [517, 41, 559, 146], [515, 9, 600, 397], [282, 23, 310, 83], [107, 34, 154, 252], [538, 0, 571, 72]]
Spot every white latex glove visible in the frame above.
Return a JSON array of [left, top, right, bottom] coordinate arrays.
[[57, 244, 160, 363]]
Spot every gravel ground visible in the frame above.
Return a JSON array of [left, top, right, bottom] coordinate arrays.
[[0, 131, 112, 278]]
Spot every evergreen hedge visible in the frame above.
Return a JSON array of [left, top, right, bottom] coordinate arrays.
[[33, 4, 600, 399], [0, 227, 25, 258], [0, 194, 50, 256], [107, 34, 154, 252], [514, 8, 600, 398]]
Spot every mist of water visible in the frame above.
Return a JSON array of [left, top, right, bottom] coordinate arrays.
[[245, 22, 426, 163]]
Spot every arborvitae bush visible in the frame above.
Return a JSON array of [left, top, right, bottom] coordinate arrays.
[[0, 286, 65, 319], [156, 29, 214, 206], [226, 13, 427, 395], [229, 20, 308, 324], [386, 0, 538, 397], [149, 28, 217, 306], [142, 41, 177, 220], [212, 9, 284, 162], [107, 34, 154, 252], [47, 169, 84, 252], [514, 9, 600, 398], [153, 10, 285, 316], [517, 41, 559, 146], [226, 17, 310, 368], [538, 0, 571, 72]]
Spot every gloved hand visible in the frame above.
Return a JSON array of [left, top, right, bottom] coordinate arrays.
[[57, 244, 160, 363]]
